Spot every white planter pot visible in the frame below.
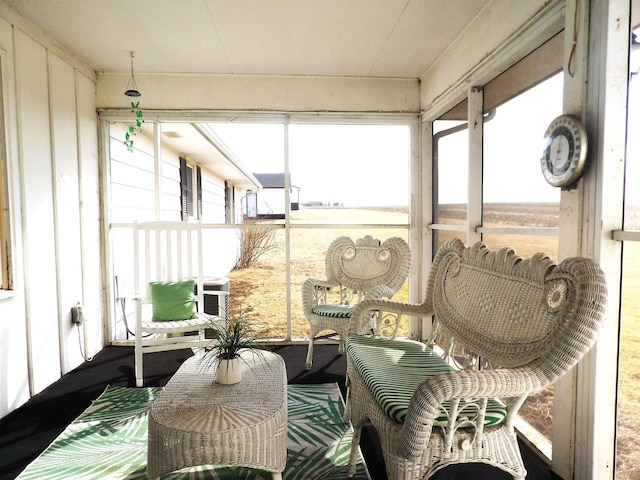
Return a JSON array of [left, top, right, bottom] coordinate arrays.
[[215, 357, 242, 385]]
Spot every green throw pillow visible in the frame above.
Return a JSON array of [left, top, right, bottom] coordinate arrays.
[[149, 280, 197, 321]]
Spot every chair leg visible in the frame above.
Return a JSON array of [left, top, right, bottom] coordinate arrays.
[[347, 422, 363, 477], [343, 367, 351, 421], [305, 336, 315, 370], [134, 337, 143, 387], [343, 385, 351, 422]]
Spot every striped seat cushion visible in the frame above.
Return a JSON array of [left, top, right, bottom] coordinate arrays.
[[346, 335, 507, 427], [312, 304, 355, 318]]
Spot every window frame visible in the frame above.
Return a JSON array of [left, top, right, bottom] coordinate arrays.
[[180, 157, 203, 221], [224, 181, 233, 224]]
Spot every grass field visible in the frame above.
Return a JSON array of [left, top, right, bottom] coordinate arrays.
[[228, 210, 410, 342], [226, 205, 637, 478], [617, 242, 640, 479]]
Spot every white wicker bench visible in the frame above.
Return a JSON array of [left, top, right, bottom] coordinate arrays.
[[344, 239, 608, 480]]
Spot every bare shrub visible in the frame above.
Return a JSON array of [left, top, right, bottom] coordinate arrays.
[[234, 221, 278, 270]]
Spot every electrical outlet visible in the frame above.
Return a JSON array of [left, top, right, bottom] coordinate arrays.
[[71, 304, 85, 324]]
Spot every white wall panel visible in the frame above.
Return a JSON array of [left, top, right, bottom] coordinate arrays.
[[49, 53, 83, 372], [15, 31, 60, 394], [76, 72, 101, 357], [0, 293, 29, 413], [0, 16, 30, 419]]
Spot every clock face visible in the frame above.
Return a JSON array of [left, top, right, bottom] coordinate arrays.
[[541, 115, 587, 188]]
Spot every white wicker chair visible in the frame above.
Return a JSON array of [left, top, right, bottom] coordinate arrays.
[[344, 239, 608, 480], [132, 221, 228, 387], [302, 235, 411, 369]]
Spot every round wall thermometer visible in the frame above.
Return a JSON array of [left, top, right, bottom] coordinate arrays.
[[540, 114, 588, 188]]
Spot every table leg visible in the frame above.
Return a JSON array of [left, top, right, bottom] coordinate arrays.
[[271, 472, 283, 480]]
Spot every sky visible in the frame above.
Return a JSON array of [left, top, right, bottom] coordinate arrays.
[[438, 73, 563, 205], [210, 122, 411, 207]]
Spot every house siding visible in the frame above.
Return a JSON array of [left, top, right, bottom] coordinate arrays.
[[107, 129, 239, 340]]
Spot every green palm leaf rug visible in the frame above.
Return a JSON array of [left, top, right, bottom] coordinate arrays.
[[16, 383, 371, 480]]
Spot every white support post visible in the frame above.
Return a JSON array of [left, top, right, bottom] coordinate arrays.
[[467, 87, 483, 246], [552, 1, 590, 473], [284, 120, 292, 342], [154, 121, 161, 221], [553, 1, 629, 479], [412, 119, 429, 341]]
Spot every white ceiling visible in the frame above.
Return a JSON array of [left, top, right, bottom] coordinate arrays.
[[3, 0, 489, 79], [2, 0, 495, 187]]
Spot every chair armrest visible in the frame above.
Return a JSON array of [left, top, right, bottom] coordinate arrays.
[[397, 367, 546, 459], [348, 298, 434, 336], [130, 294, 150, 305], [363, 285, 397, 301], [302, 278, 340, 312], [304, 278, 338, 290]]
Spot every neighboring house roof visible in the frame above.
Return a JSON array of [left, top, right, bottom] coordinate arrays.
[[254, 173, 299, 190]]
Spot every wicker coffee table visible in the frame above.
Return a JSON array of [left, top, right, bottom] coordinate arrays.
[[147, 350, 288, 479]]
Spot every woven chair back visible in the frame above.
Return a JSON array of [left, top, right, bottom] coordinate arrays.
[[325, 235, 411, 294], [427, 239, 607, 370]]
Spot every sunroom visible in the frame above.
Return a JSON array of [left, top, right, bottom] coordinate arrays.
[[0, 1, 638, 479]]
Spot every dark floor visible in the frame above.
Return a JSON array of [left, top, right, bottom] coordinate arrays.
[[0, 344, 554, 480]]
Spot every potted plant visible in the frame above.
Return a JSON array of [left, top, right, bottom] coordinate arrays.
[[199, 314, 264, 385]]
